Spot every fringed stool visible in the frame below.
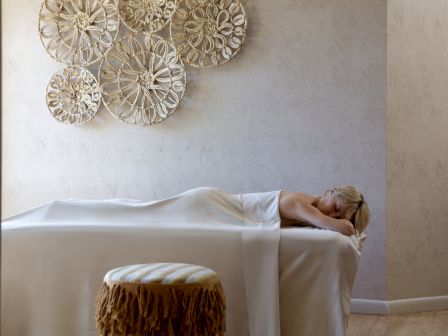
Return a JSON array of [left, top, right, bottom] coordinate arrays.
[[95, 263, 226, 336]]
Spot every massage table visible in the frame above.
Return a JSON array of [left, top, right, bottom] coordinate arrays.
[[2, 188, 363, 336]]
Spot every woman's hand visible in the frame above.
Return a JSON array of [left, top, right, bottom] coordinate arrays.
[[331, 218, 355, 236]]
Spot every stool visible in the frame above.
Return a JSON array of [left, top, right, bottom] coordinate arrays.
[[95, 263, 226, 336]]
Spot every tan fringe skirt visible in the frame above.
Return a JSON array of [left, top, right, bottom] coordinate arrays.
[[96, 278, 226, 336]]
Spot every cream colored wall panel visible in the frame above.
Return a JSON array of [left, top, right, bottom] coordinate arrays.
[[388, 0, 448, 300]]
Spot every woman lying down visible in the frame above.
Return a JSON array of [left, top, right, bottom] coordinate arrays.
[[280, 186, 370, 236], [3, 185, 369, 237]]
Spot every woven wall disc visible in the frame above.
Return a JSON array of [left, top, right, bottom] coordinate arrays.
[[170, 0, 247, 67], [118, 0, 177, 33], [99, 33, 187, 126], [39, 0, 120, 66], [46, 66, 101, 124]]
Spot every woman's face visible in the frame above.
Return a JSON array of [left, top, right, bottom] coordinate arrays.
[[316, 195, 343, 219]]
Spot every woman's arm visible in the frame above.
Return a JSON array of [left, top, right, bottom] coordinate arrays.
[[279, 192, 355, 236]]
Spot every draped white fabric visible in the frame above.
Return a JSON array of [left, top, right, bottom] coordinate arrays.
[[279, 229, 364, 336], [2, 187, 362, 336]]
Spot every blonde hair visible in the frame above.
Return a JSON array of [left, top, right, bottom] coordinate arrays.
[[325, 186, 370, 235]]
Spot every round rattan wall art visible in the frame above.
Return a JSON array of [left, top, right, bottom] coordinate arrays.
[[46, 66, 101, 124], [99, 33, 187, 126], [39, 0, 120, 66], [118, 0, 177, 33], [170, 0, 247, 67]]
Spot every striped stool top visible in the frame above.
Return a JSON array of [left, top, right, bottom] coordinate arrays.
[[97, 263, 226, 335], [104, 263, 219, 285]]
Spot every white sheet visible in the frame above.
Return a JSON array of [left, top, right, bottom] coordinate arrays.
[[2, 187, 281, 336], [2, 187, 362, 336], [279, 228, 362, 336]]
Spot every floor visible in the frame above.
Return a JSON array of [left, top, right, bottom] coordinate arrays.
[[346, 310, 448, 336]]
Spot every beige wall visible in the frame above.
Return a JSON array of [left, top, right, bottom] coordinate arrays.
[[2, 0, 387, 299], [388, 0, 448, 300]]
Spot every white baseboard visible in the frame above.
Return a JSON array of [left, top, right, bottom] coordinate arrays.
[[350, 295, 448, 315], [350, 299, 389, 315]]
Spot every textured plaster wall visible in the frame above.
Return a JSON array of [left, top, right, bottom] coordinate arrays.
[[388, 0, 448, 300], [2, 0, 386, 299]]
